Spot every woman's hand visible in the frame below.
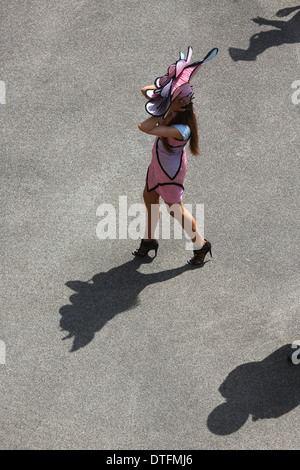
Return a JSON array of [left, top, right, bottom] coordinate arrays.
[[169, 95, 191, 113]]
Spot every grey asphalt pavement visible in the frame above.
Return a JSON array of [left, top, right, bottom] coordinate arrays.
[[1, 0, 299, 450]]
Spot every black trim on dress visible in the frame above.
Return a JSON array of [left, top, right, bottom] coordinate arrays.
[[156, 138, 183, 181], [146, 166, 184, 192]]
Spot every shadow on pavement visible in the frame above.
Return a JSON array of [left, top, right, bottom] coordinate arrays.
[[207, 344, 300, 435], [229, 6, 300, 61], [59, 256, 205, 352]]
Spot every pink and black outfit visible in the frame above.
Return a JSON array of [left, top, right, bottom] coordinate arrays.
[[144, 46, 218, 204], [146, 123, 190, 204]]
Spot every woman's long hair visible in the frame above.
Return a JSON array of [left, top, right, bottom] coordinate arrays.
[[161, 102, 200, 156]]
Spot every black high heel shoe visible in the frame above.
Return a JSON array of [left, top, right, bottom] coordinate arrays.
[[132, 239, 159, 258], [187, 239, 212, 265]]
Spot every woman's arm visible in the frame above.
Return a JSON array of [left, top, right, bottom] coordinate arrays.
[[138, 120, 182, 139], [138, 94, 190, 138], [138, 115, 160, 132], [138, 112, 182, 139]]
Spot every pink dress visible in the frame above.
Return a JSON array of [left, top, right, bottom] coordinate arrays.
[[145, 130, 189, 204]]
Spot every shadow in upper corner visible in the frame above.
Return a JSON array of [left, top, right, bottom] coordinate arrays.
[[59, 256, 205, 352], [229, 6, 300, 61], [207, 344, 300, 435]]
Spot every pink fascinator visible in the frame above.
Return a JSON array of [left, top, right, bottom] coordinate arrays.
[[145, 46, 218, 117]]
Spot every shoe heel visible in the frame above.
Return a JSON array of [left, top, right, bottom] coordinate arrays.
[[133, 239, 159, 258], [206, 240, 212, 257]]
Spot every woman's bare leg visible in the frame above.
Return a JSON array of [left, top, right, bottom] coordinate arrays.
[[132, 185, 160, 256], [143, 185, 160, 241], [166, 201, 205, 248]]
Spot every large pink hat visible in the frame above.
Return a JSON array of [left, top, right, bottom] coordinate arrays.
[[145, 46, 218, 117]]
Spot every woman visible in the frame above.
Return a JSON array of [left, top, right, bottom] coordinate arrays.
[[132, 47, 218, 265]]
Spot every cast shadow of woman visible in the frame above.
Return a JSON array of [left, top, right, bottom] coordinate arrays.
[[59, 256, 204, 352], [207, 344, 300, 435], [229, 6, 300, 61]]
